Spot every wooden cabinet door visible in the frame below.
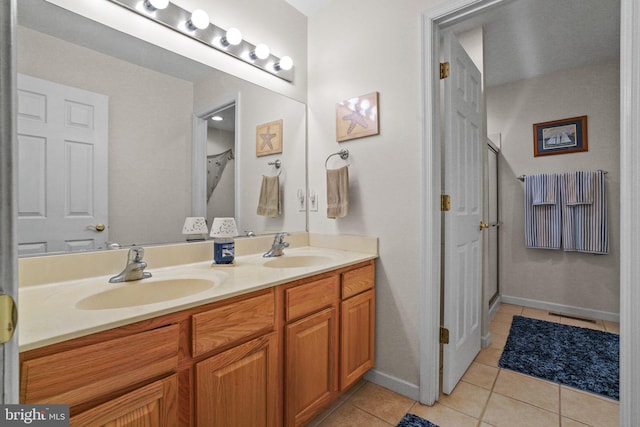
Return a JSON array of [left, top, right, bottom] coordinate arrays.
[[70, 375, 178, 427], [195, 333, 278, 427], [340, 289, 375, 390], [285, 306, 339, 427]]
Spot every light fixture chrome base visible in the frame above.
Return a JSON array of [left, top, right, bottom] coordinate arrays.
[[107, 0, 294, 82]]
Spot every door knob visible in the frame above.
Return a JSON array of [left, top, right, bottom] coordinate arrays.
[[479, 221, 489, 230], [88, 223, 106, 232]]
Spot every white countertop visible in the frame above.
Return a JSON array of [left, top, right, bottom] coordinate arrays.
[[19, 246, 376, 352]]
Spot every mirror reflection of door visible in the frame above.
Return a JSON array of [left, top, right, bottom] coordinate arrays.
[[205, 103, 236, 230], [17, 74, 109, 256]]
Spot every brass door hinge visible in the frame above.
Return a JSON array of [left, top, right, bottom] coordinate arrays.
[[440, 62, 450, 79], [439, 326, 449, 344], [441, 194, 451, 211], [0, 294, 17, 344]]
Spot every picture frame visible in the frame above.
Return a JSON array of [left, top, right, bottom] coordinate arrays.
[[256, 119, 283, 157], [336, 91, 379, 142], [533, 115, 588, 157]]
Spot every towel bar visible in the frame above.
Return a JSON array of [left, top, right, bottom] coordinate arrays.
[[517, 170, 608, 181], [325, 149, 349, 170]]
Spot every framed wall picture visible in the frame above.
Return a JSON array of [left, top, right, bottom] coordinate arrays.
[[336, 91, 379, 142], [533, 115, 588, 157], [256, 119, 283, 157]]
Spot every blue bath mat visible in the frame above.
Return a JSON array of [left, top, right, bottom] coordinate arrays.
[[499, 315, 619, 400], [396, 413, 439, 427]]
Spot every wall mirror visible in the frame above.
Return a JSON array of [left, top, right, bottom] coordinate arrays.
[[16, 0, 307, 256]]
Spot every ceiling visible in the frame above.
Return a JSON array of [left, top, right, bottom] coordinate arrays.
[[449, 0, 620, 87], [286, 0, 620, 88]]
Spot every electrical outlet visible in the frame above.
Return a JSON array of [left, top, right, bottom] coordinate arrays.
[[297, 189, 306, 211], [309, 189, 318, 212]]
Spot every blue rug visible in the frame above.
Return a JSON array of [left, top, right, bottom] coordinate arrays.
[[499, 315, 619, 400], [396, 413, 439, 427]]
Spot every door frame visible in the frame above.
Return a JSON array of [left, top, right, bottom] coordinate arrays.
[[420, 2, 640, 425], [192, 94, 240, 219], [0, 0, 18, 404]]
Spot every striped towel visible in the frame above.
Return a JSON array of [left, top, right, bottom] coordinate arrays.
[[524, 174, 562, 250], [531, 173, 559, 205], [561, 170, 608, 254], [565, 171, 594, 205]]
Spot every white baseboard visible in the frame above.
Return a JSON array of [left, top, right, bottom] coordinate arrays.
[[488, 295, 501, 321], [500, 295, 620, 323], [363, 369, 420, 401]]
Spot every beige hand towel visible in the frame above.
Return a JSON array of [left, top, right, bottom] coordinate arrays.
[[256, 175, 281, 217], [326, 165, 349, 218]]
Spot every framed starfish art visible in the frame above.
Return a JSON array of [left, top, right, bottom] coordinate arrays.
[[336, 91, 379, 142], [255, 119, 283, 157]]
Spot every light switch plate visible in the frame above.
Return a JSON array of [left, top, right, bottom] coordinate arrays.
[[309, 189, 318, 212], [297, 189, 306, 211]]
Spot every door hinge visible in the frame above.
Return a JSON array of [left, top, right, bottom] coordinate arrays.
[[441, 194, 451, 211], [0, 294, 18, 344], [439, 327, 450, 344], [440, 62, 450, 79]]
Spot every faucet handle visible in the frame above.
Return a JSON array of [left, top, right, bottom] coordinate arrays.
[[128, 246, 144, 263], [275, 232, 289, 243]]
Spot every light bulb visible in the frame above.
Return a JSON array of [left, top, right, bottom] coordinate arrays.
[[275, 55, 293, 71], [251, 44, 270, 60], [143, 0, 169, 11], [187, 9, 209, 30], [224, 28, 243, 46]]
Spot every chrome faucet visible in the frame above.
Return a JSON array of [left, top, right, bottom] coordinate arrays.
[[263, 233, 290, 257], [109, 246, 152, 283]]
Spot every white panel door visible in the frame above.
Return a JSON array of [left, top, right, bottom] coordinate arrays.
[[17, 74, 108, 255], [441, 31, 483, 395]]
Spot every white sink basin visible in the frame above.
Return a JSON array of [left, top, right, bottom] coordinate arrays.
[[76, 278, 215, 310], [263, 255, 334, 269]]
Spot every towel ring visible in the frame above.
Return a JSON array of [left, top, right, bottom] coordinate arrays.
[[268, 159, 282, 176], [325, 149, 349, 170]]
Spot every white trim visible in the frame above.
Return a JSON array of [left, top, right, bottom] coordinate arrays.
[[419, 9, 441, 407], [619, 0, 640, 425], [0, 0, 18, 403], [191, 95, 240, 218], [488, 294, 501, 321], [363, 369, 419, 401], [500, 295, 620, 323]]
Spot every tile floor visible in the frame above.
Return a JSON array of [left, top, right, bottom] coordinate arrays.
[[308, 304, 620, 427]]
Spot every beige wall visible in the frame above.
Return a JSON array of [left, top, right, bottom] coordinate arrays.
[[487, 61, 620, 318], [17, 26, 194, 246], [307, 0, 448, 395]]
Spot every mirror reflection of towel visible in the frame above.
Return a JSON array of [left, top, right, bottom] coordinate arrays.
[[256, 175, 281, 217], [327, 166, 349, 218]]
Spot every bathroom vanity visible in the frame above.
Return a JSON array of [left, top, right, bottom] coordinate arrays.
[[18, 234, 377, 427]]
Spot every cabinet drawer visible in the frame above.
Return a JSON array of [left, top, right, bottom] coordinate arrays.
[[341, 264, 375, 299], [286, 276, 339, 322], [21, 324, 179, 407], [192, 290, 274, 357]]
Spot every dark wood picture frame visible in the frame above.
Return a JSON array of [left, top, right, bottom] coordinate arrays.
[[533, 115, 588, 157]]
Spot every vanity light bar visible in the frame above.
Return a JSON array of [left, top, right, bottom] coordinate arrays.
[[107, 0, 294, 82]]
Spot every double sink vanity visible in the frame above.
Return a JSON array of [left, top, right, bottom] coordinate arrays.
[[18, 233, 378, 427]]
